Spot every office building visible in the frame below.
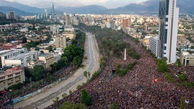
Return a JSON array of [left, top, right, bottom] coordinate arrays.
[[50, 3, 55, 19], [158, 0, 179, 64], [9, 11, 15, 20], [44, 9, 48, 19], [65, 14, 71, 26], [150, 37, 160, 57], [0, 66, 25, 91], [54, 35, 67, 49]]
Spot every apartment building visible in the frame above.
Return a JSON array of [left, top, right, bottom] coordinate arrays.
[[54, 35, 66, 49], [0, 66, 25, 91], [150, 37, 160, 57]]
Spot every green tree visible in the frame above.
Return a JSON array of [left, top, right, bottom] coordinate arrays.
[[62, 93, 67, 99], [83, 71, 90, 79], [157, 59, 168, 72], [57, 57, 68, 68], [107, 103, 120, 109], [73, 56, 82, 67], [47, 46, 54, 52], [22, 36, 27, 43], [60, 102, 86, 109], [31, 65, 45, 81], [128, 48, 140, 60], [50, 62, 58, 72], [178, 74, 188, 82], [0, 38, 4, 43], [53, 97, 59, 103], [46, 72, 54, 81], [180, 97, 187, 109], [164, 72, 174, 82], [81, 89, 92, 106]]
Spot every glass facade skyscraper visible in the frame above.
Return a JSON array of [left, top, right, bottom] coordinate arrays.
[[158, 0, 179, 64]]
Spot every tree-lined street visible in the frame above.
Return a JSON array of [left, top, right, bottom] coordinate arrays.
[[14, 32, 100, 109]]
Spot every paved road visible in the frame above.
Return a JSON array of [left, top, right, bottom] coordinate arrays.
[[14, 32, 100, 109]]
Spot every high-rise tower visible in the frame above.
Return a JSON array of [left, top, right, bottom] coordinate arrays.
[[158, 0, 179, 64], [51, 3, 55, 19]]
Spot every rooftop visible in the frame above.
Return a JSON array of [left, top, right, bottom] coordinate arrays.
[[0, 66, 23, 78], [9, 51, 38, 60]]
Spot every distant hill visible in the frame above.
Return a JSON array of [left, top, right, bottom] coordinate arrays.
[[0, 6, 34, 16], [110, 0, 158, 15], [0, 0, 194, 16], [56, 0, 194, 15], [56, 5, 109, 14], [110, 0, 194, 15], [0, 0, 43, 15]]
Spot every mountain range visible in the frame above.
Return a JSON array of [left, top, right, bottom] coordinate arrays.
[[0, 0, 193, 16]]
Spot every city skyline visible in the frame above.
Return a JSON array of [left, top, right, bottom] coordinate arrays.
[[5, 0, 148, 8], [0, 0, 194, 108]]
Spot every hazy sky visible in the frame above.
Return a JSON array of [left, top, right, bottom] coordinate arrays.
[[6, 0, 148, 8]]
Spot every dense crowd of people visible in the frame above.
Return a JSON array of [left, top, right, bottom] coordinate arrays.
[[48, 36, 194, 109], [0, 93, 10, 108]]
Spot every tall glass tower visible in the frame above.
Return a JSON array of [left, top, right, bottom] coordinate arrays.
[[51, 3, 55, 19], [158, 0, 179, 64]]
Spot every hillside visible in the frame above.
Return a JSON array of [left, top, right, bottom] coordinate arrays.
[[0, 6, 33, 16], [57, 5, 109, 14], [111, 0, 194, 15], [0, 0, 194, 16]]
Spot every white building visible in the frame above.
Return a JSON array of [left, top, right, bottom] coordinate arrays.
[[158, 0, 179, 64], [0, 49, 38, 68], [180, 51, 194, 66], [150, 37, 160, 57]]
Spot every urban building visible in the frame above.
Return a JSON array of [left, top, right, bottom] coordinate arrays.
[[0, 66, 25, 91], [0, 49, 27, 68], [50, 25, 63, 35], [158, 0, 179, 64], [54, 35, 67, 49], [180, 51, 194, 66], [64, 27, 76, 40], [28, 60, 45, 69], [141, 36, 152, 49], [39, 53, 55, 70], [150, 37, 160, 57], [65, 14, 71, 26], [0, 49, 38, 68], [50, 3, 55, 19], [9, 11, 15, 20], [122, 19, 128, 29]]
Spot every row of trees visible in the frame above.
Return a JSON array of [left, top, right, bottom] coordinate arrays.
[[8, 31, 85, 97], [79, 24, 140, 60], [50, 44, 84, 72], [51, 30, 85, 72]]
